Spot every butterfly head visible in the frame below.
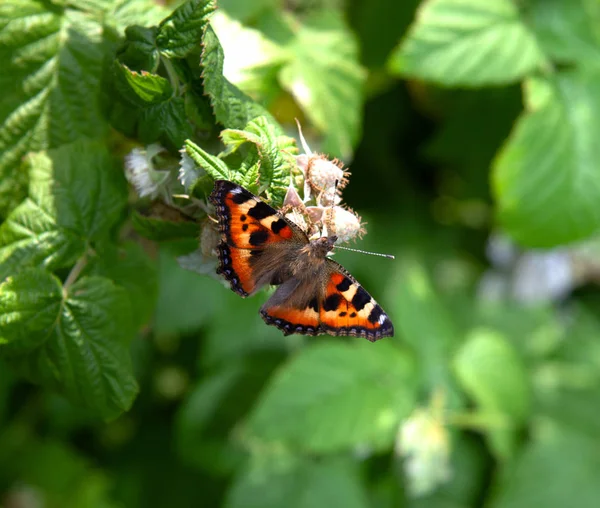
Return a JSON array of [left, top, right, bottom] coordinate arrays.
[[309, 235, 338, 258]]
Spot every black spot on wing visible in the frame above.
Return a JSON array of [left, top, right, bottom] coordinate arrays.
[[308, 297, 319, 312], [240, 214, 247, 221], [368, 305, 384, 324], [249, 230, 269, 246], [231, 190, 253, 204], [336, 277, 352, 292], [242, 224, 248, 231], [351, 286, 370, 311], [248, 201, 276, 220], [271, 218, 288, 234], [323, 293, 342, 312]]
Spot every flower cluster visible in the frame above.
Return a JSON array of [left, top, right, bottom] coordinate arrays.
[[282, 121, 366, 243]]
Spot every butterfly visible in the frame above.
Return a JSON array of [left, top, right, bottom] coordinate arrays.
[[209, 180, 394, 341]]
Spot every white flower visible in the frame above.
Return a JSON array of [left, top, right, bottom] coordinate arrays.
[[326, 206, 365, 243], [124, 144, 169, 198], [178, 151, 203, 191], [397, 403, 452, 497]]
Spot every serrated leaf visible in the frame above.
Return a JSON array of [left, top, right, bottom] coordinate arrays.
[[116, 25, 161, 72], [247, 341, 416, 453], [184, 139, 231, 181], [114, 63, 174, 106], [390, 0, 546, 87], [0, 199, 85, 280], [222, 116, 297, 206], [156, 0, 216, 58], [453, 329, 530, 460], [226, 455, 370, 508], [139, 97, 194, 148], [13, 276, 138, 420], [493, 71, 600, 247], [211, 10, 287, 101], [0, 3, 109, 217], [201, 25, 282, 131], [279, 10, 365, 158], [530, 0, 600, 67], [0, 268, 62, 352]]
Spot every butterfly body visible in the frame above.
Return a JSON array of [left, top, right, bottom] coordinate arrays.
[[210, 180, 394, 341]]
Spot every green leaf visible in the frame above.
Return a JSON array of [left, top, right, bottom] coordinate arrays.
[[211, 10, 287, 102], [90, 242, 158, 330], [493, 425, 600, 508], [184, 139, 231, 181], [222, 116, 297, 206], [201, 24, 282, 131], [493, 71, 600, 247], [131, 210, 200, 241], [116, 25, 161, 72], [50, 141, 128, 240], [247, 341, 417, 453], [530, 0, 600, 67], [390, 0, 546, 87], [0, 3, 109, 217], [391, 258, 461, 392], [226, 454, 370, 508], [156, 0, 216, 58], [0, 199, 85, 280], [453, 329, 530, 460], [176, 353, 282, 474], [278, 10, 365, 158], [0, 268, 62, 353], [114, 63, 174, 106], [13, 276, 139, 420], [139, 97, 194, 148]]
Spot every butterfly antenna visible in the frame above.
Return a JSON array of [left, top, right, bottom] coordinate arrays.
[[334, 245, 395, 260]]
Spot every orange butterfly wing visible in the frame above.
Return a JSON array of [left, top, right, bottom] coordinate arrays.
[[260, 263, 394, 341], [210, 180, 304, 296]]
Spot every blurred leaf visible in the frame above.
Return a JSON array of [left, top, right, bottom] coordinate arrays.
[[390, 0, 546, 86], [156, 0, 216, 58], [14, 276, 138, 420], [226, 454, 370, 508], [279, 10, 365, 158], [131, 210, 200, 241], [0, 2, 109, 217], [453, 329, 530, 460], [219, 0, 276, 22], [154, 241, 226, 335], [0, 268, 62, 352], [493, 70, 600, 247], [201, 24, 281, 130], [248, 341, 416, 453], [391, 258, 461, 395], [350, 0, 420, 69], [211, 10, 287, 102], [90, 242, 158, 329], [2, 438, 119, 508], [529, 0, 600, 67], [492, 425, 600, 508], [176, 353, 283, 474]]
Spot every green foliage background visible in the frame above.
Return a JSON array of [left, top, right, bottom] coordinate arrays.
[[2, 0, 600, 506]]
